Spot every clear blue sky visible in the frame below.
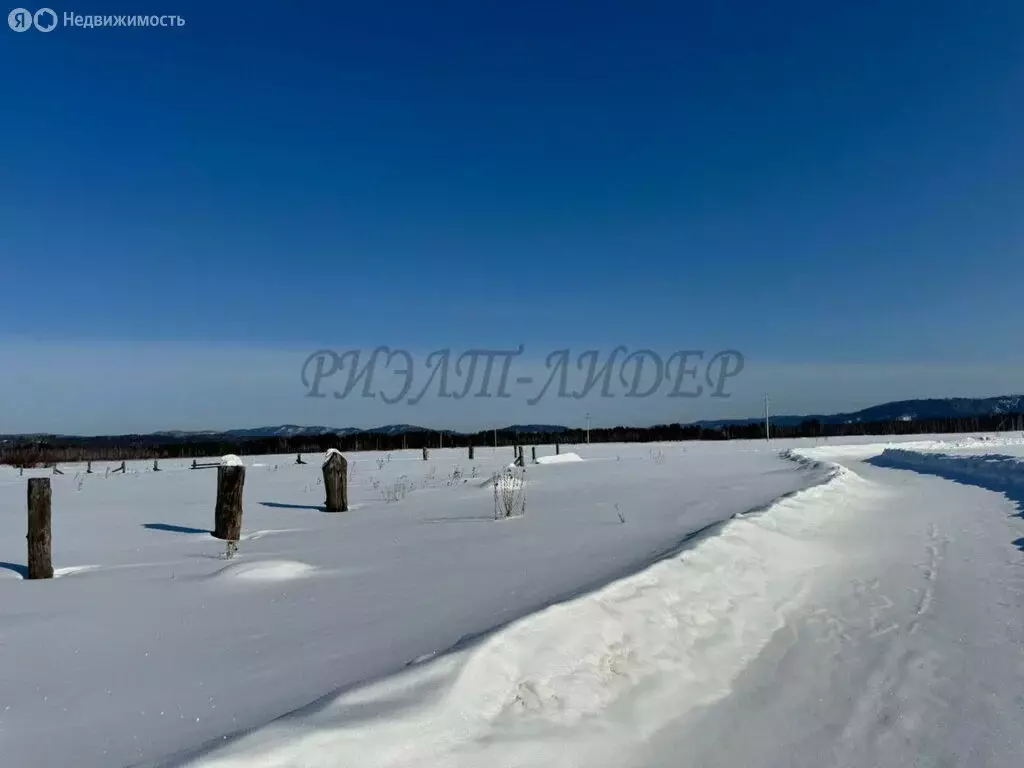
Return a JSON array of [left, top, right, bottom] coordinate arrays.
[[1, 1, 1022, 432]]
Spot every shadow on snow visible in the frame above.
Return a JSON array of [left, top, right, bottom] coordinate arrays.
[[142, 523, 210, 535], [259, 501, 327, 512], [0, 561, 28, 578]]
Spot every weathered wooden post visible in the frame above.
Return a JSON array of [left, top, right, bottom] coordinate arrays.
[[531, 446, 537, 462], [153, 458, 160, 472], [118, 461, 126, 473], [191, 459, 197, 470], [322, 450, 348, 512], [555, 443, 560, 455], [422, 446, 429, 460], [296, 453, 306, 465], [213, 463, 245, 541], [27, 478, 53, 580], [468, 444, 475, 460], [86, 460, 93, 474]]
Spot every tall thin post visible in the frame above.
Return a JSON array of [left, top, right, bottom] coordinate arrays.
[[27, 478, 53, 579], [586, 412, 591, 444], [764, 394, 771, 441], [213, 465, 245, 540], [322, 451, 348, 512]]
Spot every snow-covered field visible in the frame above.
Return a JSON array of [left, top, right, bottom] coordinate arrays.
[[2, 433, 1023, 767]]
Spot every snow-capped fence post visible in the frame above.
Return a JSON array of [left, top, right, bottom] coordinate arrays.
[[322, 450, 348, 512], [422, 446, 429, 461], [213, 461, 245, 541], [27, 478, 53, 580], [468, 444, 475, 460]]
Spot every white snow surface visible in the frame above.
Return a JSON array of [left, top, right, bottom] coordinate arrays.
[[219, 454, 244, 467], [534, 452, 584, 464], [2, 433, 1023, 767]]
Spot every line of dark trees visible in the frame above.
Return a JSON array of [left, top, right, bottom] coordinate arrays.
[[2, 413, 1022, 468]]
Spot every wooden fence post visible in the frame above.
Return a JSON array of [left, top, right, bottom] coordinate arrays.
[[422, 446, 429, 460], [555, 443, 560, 455], [153, 459, 160, 472], [213, 465, 245, 540], [86, 460, 93, 474], [191, 459, 197, 470], [296, 453, 306, 465], [27, 478, 53, 579], [531, 446, 537, 462], [468, 445, 474, 460], [322, 451, 348, 512]]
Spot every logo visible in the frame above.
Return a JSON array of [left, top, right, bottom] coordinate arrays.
[[33, 7, 56, 30], [7, 7, 32, 30], [7, 7, 56, 31]]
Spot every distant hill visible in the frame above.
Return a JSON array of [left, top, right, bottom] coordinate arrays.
[[692, 395, 1024, 429]]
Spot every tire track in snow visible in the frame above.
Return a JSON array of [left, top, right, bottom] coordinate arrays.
[[909, 523, 946, 634]]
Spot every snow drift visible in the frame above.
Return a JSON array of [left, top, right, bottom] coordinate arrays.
[[873, 448, 1024, 490], [535, 452, 584, 465]]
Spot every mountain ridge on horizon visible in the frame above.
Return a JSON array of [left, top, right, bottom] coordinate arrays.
[[3, 395, 1023, 440]]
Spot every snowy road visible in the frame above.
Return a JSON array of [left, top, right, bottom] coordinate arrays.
[[638, 442, 1024, 768]]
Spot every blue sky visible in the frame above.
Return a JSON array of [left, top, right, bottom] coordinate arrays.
[[2, 1, 1023, 433]]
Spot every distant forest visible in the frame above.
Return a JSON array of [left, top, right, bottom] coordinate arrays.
[[2, 413, 1022, 468]]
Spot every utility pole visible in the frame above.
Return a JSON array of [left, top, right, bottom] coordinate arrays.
[[764, 394, 771, 441], [585, 412, 591, 444]]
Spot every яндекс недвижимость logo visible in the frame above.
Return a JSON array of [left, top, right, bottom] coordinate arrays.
[[8, 8, 185, 30]]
